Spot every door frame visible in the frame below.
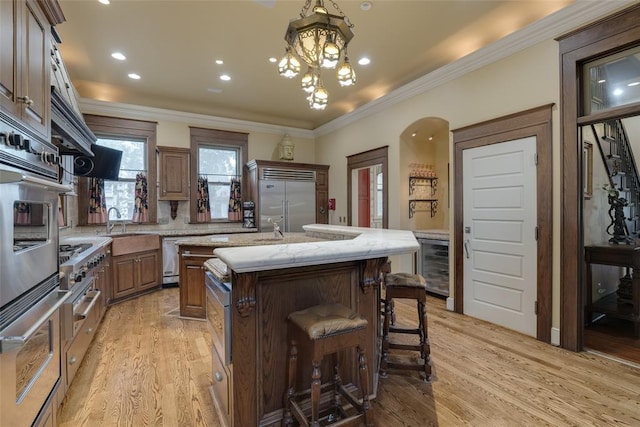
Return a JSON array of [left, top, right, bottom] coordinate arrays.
[[558, 4, 640, 351], [453, 105, 554, 343], [347, 146, 388, 228]]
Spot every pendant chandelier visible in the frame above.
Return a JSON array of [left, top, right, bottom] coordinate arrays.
[[278, 0, 356, 110]]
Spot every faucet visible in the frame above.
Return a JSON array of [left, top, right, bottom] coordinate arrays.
[[106, 207, 122, 234], [268, 217, 284, 239]]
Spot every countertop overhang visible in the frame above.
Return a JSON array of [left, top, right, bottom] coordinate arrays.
[[214, 224, 419, 273]]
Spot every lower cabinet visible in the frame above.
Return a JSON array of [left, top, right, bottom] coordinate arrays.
[[112, 250, 161, 300], [179, 245, 213, 319]]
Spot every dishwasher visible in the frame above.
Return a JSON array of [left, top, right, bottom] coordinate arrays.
[[162, 237, 180, 286]]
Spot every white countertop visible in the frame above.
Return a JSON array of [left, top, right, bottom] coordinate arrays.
[[213, 224, 419, 273], [413, 229, 450, 240]]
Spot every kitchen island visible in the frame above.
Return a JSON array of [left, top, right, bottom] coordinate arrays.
[[176, 232, 325, 318], [208, 224, 419, 427]]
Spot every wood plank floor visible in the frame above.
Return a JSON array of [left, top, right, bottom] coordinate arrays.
[[58, 288, 640, 426]]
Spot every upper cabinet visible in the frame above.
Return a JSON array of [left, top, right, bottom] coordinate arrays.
[[0, 0, 63, 141], [158, 146, 190, 201]]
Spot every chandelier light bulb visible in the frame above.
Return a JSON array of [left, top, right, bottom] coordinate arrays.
[[301, 68, 318, 93], [308, 84, 329, 110], [336, 56, 356, 87], [278, 47, 301, 78], [321, 35, 340, 69]]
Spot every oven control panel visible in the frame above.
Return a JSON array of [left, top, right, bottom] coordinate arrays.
[[0, 124, 59, 180]]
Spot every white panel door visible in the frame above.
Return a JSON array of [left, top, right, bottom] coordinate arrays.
[[463, 137, 537, 337]]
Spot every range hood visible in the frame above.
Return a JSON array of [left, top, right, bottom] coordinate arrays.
[[51, 86, 96, 156]]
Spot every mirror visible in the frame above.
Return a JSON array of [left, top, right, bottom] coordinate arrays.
[[347, 146, 388, 228]]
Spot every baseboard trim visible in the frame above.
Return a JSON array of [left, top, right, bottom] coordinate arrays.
[[446, 297, 455, 311], [550, 327, 560, 346]]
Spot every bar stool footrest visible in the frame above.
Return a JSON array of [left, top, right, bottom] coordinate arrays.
[[389, 326, 421, 335], [389, 342, 423, 352]]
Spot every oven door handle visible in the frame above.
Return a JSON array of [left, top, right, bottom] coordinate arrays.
[[0, 289, 72, 353], [0, 169, 72, 193], [75, 290, 101, 320]]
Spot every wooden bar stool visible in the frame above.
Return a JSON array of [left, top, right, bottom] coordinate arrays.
[[282, 303, 373, 427], [380, 272, 432, 382]]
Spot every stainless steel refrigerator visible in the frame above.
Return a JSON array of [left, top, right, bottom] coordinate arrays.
[[259, 179, 316, 232]]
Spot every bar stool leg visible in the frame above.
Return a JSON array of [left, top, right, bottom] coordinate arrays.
[[328, 353, 341, 423], [310, 360, 322, 427], [418, 300, 432, 381], [282, 340, 297, 427], [357, 345, 373, 427]]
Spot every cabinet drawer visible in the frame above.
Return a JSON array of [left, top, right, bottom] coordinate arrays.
[[211, 347, 231, 426], [65, 306, 98, 387]]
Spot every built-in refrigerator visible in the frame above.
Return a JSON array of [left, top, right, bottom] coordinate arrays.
[[259, 179, 316, 232]]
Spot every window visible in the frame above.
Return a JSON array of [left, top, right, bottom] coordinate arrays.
[[78, 115, 157, 225], [189, 127, 248, 223], [96, 137, 146, 219]]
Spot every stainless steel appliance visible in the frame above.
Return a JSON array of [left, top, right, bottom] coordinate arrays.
[[417, 238, 450, 297], [205, 270, 231, 365], [258, 168, 316, 232], [58, 240, 109, 390], [0, 130, 72, 426], [162, 237, 180, 285]]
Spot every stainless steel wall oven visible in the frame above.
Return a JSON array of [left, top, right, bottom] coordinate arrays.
[[0, 129, 72, 426]]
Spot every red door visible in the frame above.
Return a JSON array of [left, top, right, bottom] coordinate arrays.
[[358, 169, 370, 227]]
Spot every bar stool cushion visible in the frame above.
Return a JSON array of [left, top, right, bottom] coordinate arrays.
[[385, 273, 427, 288], [288, 303, 368, 340]]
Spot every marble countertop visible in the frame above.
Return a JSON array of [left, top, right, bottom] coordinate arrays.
[[60, 235, 113, 248], [413, 229, 450, 240], [214, 224, 419, 273], [176, 232, 324, 247]]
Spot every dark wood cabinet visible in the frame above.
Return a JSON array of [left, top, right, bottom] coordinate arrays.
[[158, 146, 190, 200], [94, 245, 111, 319], [178, 245, 213, 319], [0, 0, 60, 141], [111, 235, 161, 302]]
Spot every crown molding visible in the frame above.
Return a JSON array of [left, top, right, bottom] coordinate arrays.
[[78, 98, 316, 139], [314, 0, 637, 137]]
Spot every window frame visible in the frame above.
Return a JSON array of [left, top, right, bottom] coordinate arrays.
[[189, 127, 248, 224], [78, 115, 158, 225]]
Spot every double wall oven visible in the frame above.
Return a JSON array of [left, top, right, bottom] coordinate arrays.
[[0, 127, 71, 426]]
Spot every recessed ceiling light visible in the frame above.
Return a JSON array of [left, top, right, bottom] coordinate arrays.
[[215, 59, 224, 65], [360, 1, 372, 11], [207, 88, 223, 94], [220, 74, 231, 81], [269, 57, 277, 63], [358, 57, 370, 66], [411, 132, 417, 137], [111, 52, 126, 61], [628, 81, 640, 87], [98, 0, 110, 4], [128, 73, 141, 80]]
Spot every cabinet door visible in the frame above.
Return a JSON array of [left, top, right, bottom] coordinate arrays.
[[0, 0, 20, 117], [137, 250, 160, 291], [22, 0, 50, 139], [112, 255, 137, 299], [180, 256, 206, 319], [159, 147, 190, 200]]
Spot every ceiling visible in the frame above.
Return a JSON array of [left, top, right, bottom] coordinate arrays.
[[56, 0, 577, 131]]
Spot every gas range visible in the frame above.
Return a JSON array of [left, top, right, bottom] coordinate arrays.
[[59, 242, 108, 290]]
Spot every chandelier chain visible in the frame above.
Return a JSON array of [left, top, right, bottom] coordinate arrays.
[[328, 0, 354, 28], [300, 0, 312, 18]]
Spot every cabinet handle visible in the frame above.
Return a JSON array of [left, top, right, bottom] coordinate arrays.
[[69, 356, 77, 365], [86, 327, 93, 334], [17, 96, 33, 106], [215, 372, 223, 382]]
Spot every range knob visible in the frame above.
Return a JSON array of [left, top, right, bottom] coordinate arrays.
[[74, 272, 83, 283], [8, 133, 22, 147], [45, 152, 58, 164]]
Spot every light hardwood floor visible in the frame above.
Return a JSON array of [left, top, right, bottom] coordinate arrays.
[[58, 288, 640, 427]]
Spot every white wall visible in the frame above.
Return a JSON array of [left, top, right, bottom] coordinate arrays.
[[315, 39, 563, 328]]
